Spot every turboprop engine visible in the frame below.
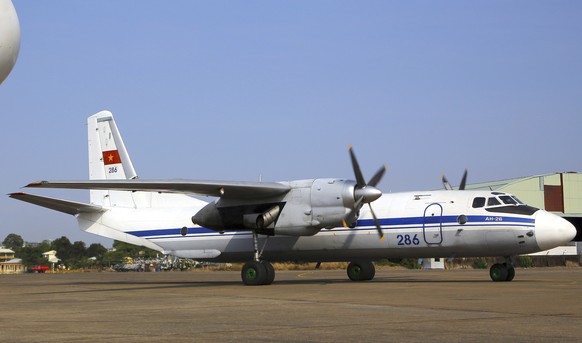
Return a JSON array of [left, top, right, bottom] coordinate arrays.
[[192, 147, 386, 238], [192, 178, 365, 236]]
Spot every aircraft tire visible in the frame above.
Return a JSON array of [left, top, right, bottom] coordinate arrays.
[[505, 264, 515, 282], [347, 260, 375, 281], [242, 261, 267, 286], [261, 261, 275, 285], [489, 263, 508, 282]]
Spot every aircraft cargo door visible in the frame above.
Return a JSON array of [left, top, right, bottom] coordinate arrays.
[[423, 203, 443, 245]]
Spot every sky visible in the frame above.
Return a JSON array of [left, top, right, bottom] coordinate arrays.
[[1, 1, 581, 247]]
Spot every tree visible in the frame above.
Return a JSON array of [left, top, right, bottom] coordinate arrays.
[[17, 241, 51, 267], [67, 241, 88, 268], [51, 236, 72, 262], [112, 240, 158, 258], [87, 243, 107, 259], [71, 241, 87, 259], [2, 233, 24, 250], [104, 240, 158, 265]]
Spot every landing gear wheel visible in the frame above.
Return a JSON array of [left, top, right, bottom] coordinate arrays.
[[347, 260, 375, 281], [505, 264, 515, 282], [261, 261, 275, 285], [489, 263, 509, 282], [242, 261, 267, 286]]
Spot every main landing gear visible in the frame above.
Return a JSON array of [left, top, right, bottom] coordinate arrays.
[[240, 232, 379, 285], [489, 257, 515, 282], [241, 260, 275, 285], [241, 232, 275, 286], [346, 260, 376, 281]]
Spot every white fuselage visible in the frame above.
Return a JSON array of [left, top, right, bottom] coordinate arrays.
[[76, 189, 576, 262]]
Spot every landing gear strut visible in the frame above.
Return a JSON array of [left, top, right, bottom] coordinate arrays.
[[489, 257, 515, 282], [241, 232, 275, 286]]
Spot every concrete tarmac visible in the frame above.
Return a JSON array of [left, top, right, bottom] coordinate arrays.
[[1, 267, 581, 342]]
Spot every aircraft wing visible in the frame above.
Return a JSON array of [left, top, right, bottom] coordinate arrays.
[[25, 179, 291, 200], [9, 192, 105, 215]]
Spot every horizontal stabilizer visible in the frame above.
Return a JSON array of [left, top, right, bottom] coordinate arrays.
[[9, 193, 104, 215], [25, 179, 291, 199]]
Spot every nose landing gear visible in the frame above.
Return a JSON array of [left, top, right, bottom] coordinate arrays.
[[490, 257, 515, 282]]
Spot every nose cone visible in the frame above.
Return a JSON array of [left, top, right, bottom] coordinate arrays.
[[534, 210, 577, 251]]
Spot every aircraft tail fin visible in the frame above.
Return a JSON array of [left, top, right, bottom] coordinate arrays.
[[88, 111, 140, 207]]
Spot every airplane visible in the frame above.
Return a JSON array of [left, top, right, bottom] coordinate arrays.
[[10, 111, 577, 285], [0, 0, 20, 85]]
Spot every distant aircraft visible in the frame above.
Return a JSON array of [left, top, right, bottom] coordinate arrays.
[[10, 111, 576, 285], [0, 0, 20, 85]]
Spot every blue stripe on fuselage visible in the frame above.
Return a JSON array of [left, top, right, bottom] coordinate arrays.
[[130, 227, 217, 237], [127, 215, 534, 239], [357, 215, 534, 227]]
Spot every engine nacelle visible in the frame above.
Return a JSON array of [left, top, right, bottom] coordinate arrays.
[[191, 178, 361, 237], [309, 178, 357, 229], [243, 205, 280, 229], [192, 201, 285, 233], [274, 226, 321, 236], [268, 178, 358, 235]]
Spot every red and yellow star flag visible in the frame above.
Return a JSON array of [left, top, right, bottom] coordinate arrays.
[[102, 150, 121, 165]]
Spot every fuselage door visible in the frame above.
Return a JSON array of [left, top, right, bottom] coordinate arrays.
[[423, 203, 443, 245]]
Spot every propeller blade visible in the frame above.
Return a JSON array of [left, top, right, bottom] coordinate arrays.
[[346, 145, 386, 238], [348, 145, 366, 187], [343, 196, 364, 228], [368, 203, 384, 240], [459, 169, 468, 190], [368, 165, 387, 188], [442, 175, 453, 190]]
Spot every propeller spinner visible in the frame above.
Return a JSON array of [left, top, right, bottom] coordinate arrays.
[[343, 146, 386, 239]]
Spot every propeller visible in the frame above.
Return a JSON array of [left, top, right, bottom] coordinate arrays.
[[343, 146, 387, 239], [442, 169, 468, 190]]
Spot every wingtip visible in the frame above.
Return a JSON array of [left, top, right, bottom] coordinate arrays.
[[25, 181, 46, 187]]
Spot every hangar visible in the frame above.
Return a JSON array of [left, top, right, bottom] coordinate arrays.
[[465, 171, 582, 254]]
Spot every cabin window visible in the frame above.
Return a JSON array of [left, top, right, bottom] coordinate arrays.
[[472, 197, 486, 208], [487, 197, 501, 206]]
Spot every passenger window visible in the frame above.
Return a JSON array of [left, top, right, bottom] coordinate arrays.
[[472, 197, 486, 208], [487, 197, 501, 206], [499, 196, 517, 205]]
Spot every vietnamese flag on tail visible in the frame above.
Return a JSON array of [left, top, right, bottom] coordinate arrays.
[[103, 150, 122, 165]]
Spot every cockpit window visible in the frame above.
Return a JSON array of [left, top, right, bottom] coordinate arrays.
[[513, 197, 525, 205], [472, 197, 486, 208], [499, 195, 518, 205], [479, 193, 539, 215], [487, 197, 501, 206]]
